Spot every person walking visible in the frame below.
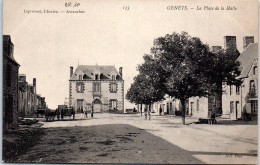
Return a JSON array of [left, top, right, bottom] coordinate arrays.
[[144, 107, 147, 120], [80, 106, 84, 119], [210, 112, 216, 124], [91, 106, 94, 118], [84, 107, 88, 118]]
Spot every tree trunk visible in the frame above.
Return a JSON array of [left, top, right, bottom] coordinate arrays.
[[140, 104, 142, 116], [180, 98, 186, 125], [216, 82, 223, 115]]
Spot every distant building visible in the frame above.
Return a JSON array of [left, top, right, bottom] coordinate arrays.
[[28, 80, 37, 116], [19, 75, 46, 117], [222, 39, 258, 120], [3, 35, 19, 131], [69, 65, 124, 113], [151, 95, 182, 115]]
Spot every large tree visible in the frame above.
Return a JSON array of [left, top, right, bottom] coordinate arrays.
[[151, 32, 241, 124]]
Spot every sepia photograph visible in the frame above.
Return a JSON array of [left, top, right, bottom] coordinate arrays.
[[2, 0, 258, 164]]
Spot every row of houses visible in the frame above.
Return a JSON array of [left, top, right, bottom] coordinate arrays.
[[18, 75, 47, 117], [3, 35, 47, 131], [150, 36, 258, 120]]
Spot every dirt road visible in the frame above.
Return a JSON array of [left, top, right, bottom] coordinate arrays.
[[3, 113, 257, 164]]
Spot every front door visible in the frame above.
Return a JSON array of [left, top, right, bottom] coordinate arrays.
[[190, 102, 194, 116], [230, 101, 234, 119], [167, 103, 169, 114], [94, 104, 101, 112], [93, 99, 102, 112], [235, 101, 239, 119]]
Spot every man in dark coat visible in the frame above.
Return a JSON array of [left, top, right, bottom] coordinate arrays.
[[91, 106, 94, 118]]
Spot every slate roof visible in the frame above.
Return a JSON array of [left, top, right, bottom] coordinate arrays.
[[237, 43, 258, 78], [70, 65, 123, 80], [3, 35, 19, 66]]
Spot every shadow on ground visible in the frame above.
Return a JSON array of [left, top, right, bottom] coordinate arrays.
[[4, 124, 204, 164]]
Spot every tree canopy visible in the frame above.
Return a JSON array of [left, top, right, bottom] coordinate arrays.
[[126, 31, 241, 124]]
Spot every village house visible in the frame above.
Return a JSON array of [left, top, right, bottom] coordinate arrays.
[[188, 36, 257, 120], [3, 35, 19, 131], [222, 37, 258, 120], [69, 65, 124, 113], [150, 95, 182, 115]]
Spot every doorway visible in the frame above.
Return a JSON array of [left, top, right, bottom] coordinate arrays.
[[235, 101, 239, 119], [93, 99, 102, 112], [190, 102, 194, 116]]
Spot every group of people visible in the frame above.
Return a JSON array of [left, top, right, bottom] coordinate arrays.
[[79, 106, 94, 119]]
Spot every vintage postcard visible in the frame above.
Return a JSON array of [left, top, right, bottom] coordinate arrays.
[[2, 0, 258, 164]]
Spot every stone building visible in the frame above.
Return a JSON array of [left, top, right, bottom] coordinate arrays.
[[187, 36, 242, 119], [27, 80, 37, 116], [222, 38, 258, 120], [151, 95, 182, 115], [18, 75, 45, 117], [69, 65, 124, 113], [3, 35, 19, 131], [18, 74, 28, 117]]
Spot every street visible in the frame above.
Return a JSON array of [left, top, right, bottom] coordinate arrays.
[[4, 113, 258, 164]]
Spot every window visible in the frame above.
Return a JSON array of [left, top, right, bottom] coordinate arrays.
[[77, 99, 83, 112], [110, 83, 117, 93], [236, 85, 240, 95], [230, 85, 233, 95], [95, 74, 99, 80], [76, 82, 84, 93], [250, 80, 255, 93], [196, 99, 199, 111], [93, 83, 101, 92], [83, 74, 87, 79], [251, 101, 258, 114], [110, 99, 117, 110], [79, 75, 82, 80], [253, 66, 257, 75], [230, 101, 234, 113]]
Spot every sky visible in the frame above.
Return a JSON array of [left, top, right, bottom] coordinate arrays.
[[3, 0, 258, 109]]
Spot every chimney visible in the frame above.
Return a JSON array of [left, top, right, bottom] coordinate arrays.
[[211, 46, 222, 53], [33, 78, 36, 94], [119, 67, 123, 77], [224, 36, 237, 50], [243, 36, 254, 50], [33, 78, 36, 87], [70, 66, 73, 77]]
